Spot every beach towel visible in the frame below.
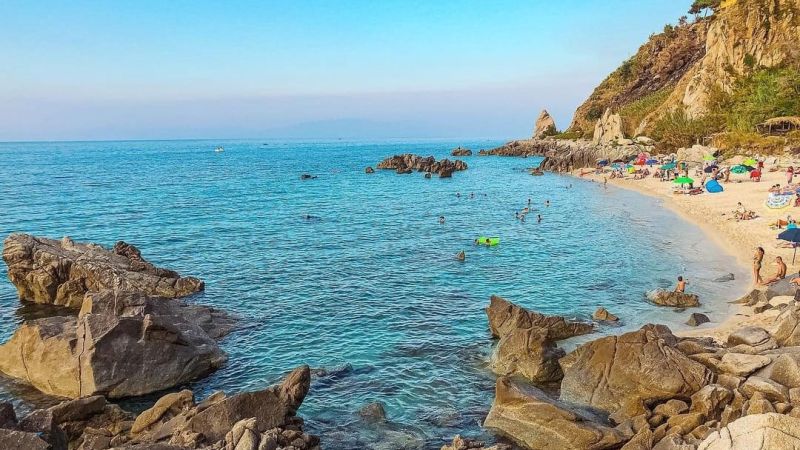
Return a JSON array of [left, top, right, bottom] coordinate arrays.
[[766, 193, 793, 209], [706, 180, 723, 193]]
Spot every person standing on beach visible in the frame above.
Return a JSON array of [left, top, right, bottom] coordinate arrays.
[[788, 166, 794, 185], [753, 247, 765, 285]]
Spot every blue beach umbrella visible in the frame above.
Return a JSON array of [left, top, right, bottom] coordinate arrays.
[[661, 162, 676, 170], [778, 228, 800, 263], [646, 159, 658, 165]]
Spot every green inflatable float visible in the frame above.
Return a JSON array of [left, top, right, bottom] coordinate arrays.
[[476, 237, 500, 246]]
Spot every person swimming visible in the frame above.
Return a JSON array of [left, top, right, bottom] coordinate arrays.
[[545, 200, 550, 207], [439, 216, 445, 224], [537, 214, 542, 223], [456, 250, 465, 261]]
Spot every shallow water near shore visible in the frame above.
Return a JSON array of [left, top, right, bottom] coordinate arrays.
[[0, 139, 748, 448]]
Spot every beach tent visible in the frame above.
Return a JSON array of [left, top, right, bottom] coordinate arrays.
[[705, 179, 723, 193], [778, 228, 800, 263]]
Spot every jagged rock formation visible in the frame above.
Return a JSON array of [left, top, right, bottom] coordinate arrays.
[[593, 109, 626, 145], [451, 146, 473, 156], [484, 377, 625, 450], [0, 366, 317, 450], [486, 295, 594, 341], [0, 290, 233, 398], [2, 234, 204, 308], [559, 324, 713, 420], [532, 110, 557, 139], [648, 289, 701, 307], [481, 138, 653, 172], [376, 154, 468, 177]]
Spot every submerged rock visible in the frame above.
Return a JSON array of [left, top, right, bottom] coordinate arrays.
[[647, 289, 700, 308], [486, 295, 594, 341], [2, 234, 204, 308], [0, 290, 233, 398], [559, 324, 713, 420], [713, 273, 735, 282], [593, 307, 619, 322], [484, 377, 625, 450], [358, 402, 387, 423]]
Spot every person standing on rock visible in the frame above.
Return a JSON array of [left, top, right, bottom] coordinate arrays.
[[674, 276, 687, 293]]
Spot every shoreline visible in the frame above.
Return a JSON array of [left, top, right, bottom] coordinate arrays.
[[565, 167, 784, 341]]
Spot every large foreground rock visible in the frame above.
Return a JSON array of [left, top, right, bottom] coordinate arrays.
[[2, 234, 204, 308], [559, 324, 713, 419], [486, 295, 594, 341], [0, 290, 232, 398], [484, 377, 625, 450], [647, 289, 700, 307], [698, 413, 800, 449], [490, 327, 565, 384]]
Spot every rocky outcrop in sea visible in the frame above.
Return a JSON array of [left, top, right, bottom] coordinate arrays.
[[2, 234, 204, 308], [376, 154, 468, 177]]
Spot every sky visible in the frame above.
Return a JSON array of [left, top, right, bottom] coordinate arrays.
[[0, 0, 691, 141]]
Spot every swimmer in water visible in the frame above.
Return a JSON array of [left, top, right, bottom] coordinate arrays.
[[439, 216, 445, 224], [528, 198, 531, 206], [456, 192, 461, 198], [545, 200, 550, 207], [537, 214, 542, 223]]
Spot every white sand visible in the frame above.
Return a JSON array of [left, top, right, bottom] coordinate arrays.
[[574, 167, 799, 341]]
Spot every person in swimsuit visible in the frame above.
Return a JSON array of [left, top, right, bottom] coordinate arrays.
[[674, 276, 687, 293], [763, 256, 787, 285], [753, 247, 765, 285]]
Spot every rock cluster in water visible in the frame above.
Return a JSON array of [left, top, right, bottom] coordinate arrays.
[[376, 154, 468, 177], [451, 146, 473, 156], [0, 233, 319, 450], [470, 296, 800, 449]]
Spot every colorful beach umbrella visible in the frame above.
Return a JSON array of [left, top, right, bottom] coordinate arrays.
[[703, 154, 716, 161], [646, 159, 658, 164], [673, 176, 694, 185], [744, 158, 757, 166], [778, 228, 800, 263], [661, 163, 676, 170]]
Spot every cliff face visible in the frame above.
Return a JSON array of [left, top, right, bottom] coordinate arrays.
[[569, 0, 800, 137]]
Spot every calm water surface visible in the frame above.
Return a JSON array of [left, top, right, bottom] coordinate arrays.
[[0, 139, 748, 449]]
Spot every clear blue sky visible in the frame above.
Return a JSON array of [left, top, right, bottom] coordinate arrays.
[[0, 0, 690, 141]]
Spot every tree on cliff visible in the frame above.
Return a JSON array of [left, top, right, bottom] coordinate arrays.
[[689, 0, 721, 17]]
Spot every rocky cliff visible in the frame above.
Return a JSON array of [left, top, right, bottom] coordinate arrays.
[[569, 0, 800, 139]]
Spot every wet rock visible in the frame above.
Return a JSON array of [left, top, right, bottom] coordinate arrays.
[[698, 413, 800, 449], [0, 402, 17, 429], [687, 313, 710, 326], [450, 147, 473, 157], [0, 290, 232, 398], [300, 174, 317, 180], [486, 295, 594, 341], [647, 290, 700, 308], [593, 307, 619, 322], [713, 273, 735, 282], [357, 402, 387, 423], [559, 324, 713, 420], [0, 429, 51, 450], [2, 234, 204, 308], [490, 327, 565, 384], [484, 377, 625, 450]]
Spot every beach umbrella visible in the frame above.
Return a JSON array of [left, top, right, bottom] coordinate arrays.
[[646, 159, 658, 164], [627, 167, 636, 173], [744, 158, 757, 166], [731, 165, 748, 174], [673, 176, 694, 185], [742, 165, 756, 172], [703, 154, 716, 161], [598, 159, 608, 166], [778, 228, 800, 263], [661, 163, 676, 170], [703, 164, 718, 174]]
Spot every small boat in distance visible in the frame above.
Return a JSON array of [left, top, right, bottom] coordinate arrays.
[[214, 146, 224, 153]]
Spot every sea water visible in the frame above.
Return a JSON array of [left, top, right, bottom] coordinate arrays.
[[0, 139, 748, 449]]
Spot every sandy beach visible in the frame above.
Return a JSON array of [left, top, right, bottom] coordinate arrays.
[[573, 166, 800, 340]]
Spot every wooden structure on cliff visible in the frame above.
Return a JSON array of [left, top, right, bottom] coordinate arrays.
[[756, 116, 800, 136]]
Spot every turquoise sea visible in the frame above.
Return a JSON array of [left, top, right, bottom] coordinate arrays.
[[0, 139, 748, 449]]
